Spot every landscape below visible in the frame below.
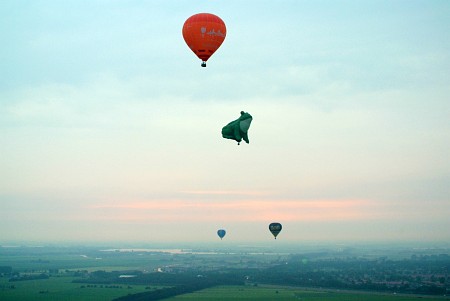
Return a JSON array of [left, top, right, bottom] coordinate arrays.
[[0, 243, 449, 301]]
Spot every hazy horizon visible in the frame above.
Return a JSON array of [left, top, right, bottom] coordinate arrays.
[[7, 238, 411, 247], [1, 1, 449, 243]]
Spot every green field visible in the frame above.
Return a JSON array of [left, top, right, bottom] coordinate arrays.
[[166, 285, 449, 301], [1, 278, 448, 301], [0, 276, 155, 301]]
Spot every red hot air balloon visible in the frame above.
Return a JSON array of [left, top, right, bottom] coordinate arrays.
[[182, 13, 226, 67]]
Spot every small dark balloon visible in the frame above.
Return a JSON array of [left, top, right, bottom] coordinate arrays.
[[269, 222, 282, 239]]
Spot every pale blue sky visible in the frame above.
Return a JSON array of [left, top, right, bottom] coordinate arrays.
[[1, 1, 449, 244]]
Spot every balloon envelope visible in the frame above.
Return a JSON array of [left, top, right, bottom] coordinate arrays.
[[217, 229, 226, 240], [269, 222, 282, 239], [221, 111, 253, 144], [182, 13, 226, 66]]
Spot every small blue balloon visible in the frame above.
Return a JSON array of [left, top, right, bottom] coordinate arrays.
[[217, 229, 226, 240]]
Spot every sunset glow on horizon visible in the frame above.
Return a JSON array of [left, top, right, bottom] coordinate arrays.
[[88, 198, 376, 222]]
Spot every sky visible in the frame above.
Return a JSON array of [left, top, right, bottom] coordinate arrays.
[[1, 0, 449, 244]]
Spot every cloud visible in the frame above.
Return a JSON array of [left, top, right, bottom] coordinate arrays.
[[181, 190, 268, 196]]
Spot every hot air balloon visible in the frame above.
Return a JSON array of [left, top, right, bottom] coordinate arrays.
[[217, 229, 226, 240], [269, 222, 282, 239], [182, 13, 226, 67], [222, 111, 253, 145]]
